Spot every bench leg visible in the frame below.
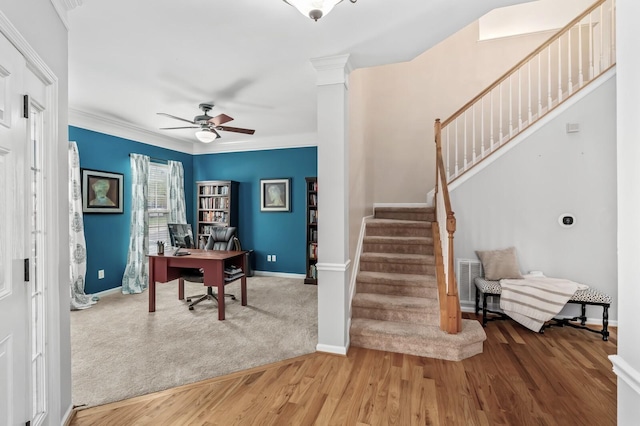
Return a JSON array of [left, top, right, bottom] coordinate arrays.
[[602, 305, 609, 341], [475, 288, 480, 315], [482, 293, 489, 327], [580, 303, 587, 326]]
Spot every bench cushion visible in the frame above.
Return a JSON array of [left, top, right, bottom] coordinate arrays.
[[474, 277, 611, 304]]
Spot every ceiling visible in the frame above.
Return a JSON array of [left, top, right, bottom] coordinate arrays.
[[67, 0, 532, 154]]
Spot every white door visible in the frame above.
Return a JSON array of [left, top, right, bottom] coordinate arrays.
[[0, 31, 33, 426]]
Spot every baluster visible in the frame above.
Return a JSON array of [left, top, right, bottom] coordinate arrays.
[[518, 67, 523, 131], [610, 0, 615, 66], [599, 5, 604, 73], [547, 46, 552, 108], [538, 53, 542, 116], [472, 105, 476, 164], [463, 112, 467, 171], [454, 119, 459, 177], [527, 61, 532, 125], [568, 27, 573, 95], [490, 90, 494, 149], [558, 37, 563, 102], [499, 83, 504, 143], [508, 75, 513, 137], [589, 11, 594, 80], [446, 127, 450, 179], [481, 96, 485, 158], [578, 16, 584, 86]]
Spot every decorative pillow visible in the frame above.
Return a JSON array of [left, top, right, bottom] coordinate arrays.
[[475, 246, 523, 281]]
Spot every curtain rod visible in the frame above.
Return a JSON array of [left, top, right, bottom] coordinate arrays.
[[128, 153, 168, 164]]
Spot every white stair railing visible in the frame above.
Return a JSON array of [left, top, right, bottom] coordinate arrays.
[[441, 0, 616, 183]]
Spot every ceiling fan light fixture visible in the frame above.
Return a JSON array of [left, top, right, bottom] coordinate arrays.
[[283, 0, 355, 21], [195, 128, 218, 143]]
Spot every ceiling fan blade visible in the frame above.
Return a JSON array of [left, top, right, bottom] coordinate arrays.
[[217, 125, 255, 135], [208, 114, 234, 126], [157, 112, 195, 125], [160, 126, 199, 130]]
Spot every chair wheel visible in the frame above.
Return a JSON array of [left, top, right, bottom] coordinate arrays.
[[231, 296, 237, 300], [189, 306, 194, 310], [186, 298, 192, 302]]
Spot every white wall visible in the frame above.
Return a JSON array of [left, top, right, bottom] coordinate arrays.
[[0, 0, 70, 423], [615, 0, 640, 421], [451, 76, 617, 321]]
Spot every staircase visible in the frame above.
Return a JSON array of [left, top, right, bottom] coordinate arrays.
[[350, 206, 486, 361]]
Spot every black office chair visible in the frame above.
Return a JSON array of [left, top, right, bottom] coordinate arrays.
[[181, 226, 239, 310]]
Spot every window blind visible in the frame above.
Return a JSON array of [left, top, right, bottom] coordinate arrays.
[[148, 163, 169, 245]]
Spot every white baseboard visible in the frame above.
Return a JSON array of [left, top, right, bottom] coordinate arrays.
[[253, 270, 306, 279], [316, 343, 348, 355], [610, 355, 640, 396], [62, 404, 75, 426], [92, 286, 122, 298]]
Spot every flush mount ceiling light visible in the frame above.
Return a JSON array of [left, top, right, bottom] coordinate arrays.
[[283, 0, 357, 21], [195, 128, 218, 143]]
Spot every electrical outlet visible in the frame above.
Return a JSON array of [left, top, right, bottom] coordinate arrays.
[[272, 255, 276, 262], [267, 255, 272, 262], [98, 269, 105, 279]]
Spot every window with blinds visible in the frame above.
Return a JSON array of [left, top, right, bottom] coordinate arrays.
[[148, 163, 169, 245]]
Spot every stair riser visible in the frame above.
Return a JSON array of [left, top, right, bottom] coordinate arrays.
[[352, 306, 439, 325], [360, 261, 436, 275], [356, 282, 438, 298], [362, 242, 433, 255], [366, 225, 431, 238], [350, 335, 484, 362], [375, 211, 435, 222]]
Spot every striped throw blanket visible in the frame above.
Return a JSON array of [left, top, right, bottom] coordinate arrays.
[[499, 276, 588, 332]]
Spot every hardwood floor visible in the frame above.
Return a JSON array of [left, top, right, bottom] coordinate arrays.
[[70, 314, 617, 426]]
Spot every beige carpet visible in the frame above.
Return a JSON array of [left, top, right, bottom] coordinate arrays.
[[71, 276, 318, 408]]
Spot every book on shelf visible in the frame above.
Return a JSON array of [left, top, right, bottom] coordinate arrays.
[[224, 266, 242, 275], [308, 264, 317, 279], [309, 193, 317, 206], [309, 209, 317, 224], [224, 272, 244, 282], [309, 243, 318, 259]]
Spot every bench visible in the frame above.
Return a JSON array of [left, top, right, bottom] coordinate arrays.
[[474, 277, 611, 341]]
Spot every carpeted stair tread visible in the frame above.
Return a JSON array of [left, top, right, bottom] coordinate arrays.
[[360, 252, 434, 264], [356, 271, 437, 287], [363, 236, 432, 245], [350, 319, 486, 361], [375, 207, 434, 214], [367, 218, 432, 227], [353, 293, 439, 310]]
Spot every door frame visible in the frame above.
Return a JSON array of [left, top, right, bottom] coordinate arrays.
[[0, 10, 64, 425]]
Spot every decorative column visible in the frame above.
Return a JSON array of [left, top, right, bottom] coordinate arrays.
[[310, 54, 352, 354]]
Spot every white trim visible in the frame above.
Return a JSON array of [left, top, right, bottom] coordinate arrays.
[[316, 260, 351, 272], [610, 355, 640, 396], [349, 215, 372, 316], [62, 404, 75, 426], [92, 286, 122, 298], [316, 343, 348, 355], [252, 271, 306, 279], [428, 67, 617, 200], [310, 54, 352, 87], [70, 108, 319, 155]]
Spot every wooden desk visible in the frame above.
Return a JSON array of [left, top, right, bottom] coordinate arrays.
[[148, 249, 247, 320]]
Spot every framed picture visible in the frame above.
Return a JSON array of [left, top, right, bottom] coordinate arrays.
[[81, 169, 124, 214], [260, 178, 291, 212]]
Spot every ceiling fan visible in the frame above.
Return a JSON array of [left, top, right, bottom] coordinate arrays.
[[157, 102, 255, 143]]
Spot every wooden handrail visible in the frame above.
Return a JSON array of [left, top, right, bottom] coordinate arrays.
[[442, 0, 607, 127]]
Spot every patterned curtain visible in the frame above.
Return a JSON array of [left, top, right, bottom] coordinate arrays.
[[168, 160, 187, 224], [69, 142, 96, 310], [122, 154, 150, 294]]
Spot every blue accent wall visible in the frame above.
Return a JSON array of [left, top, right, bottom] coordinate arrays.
[[70, 126, 195, 294], [193, 147, 317, 274]]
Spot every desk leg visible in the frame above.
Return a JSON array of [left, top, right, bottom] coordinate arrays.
[[241, 253, 247, 306], [218, 281, 225, 320], [149, 257, 156, 312], [178, 279, 184, 300]]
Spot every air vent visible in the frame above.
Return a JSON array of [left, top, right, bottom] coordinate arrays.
[[456, 258, 482, 303]]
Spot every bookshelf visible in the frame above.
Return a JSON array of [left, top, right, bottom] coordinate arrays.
[[196, 180, 238, 246], [305, 177, 318, 285]]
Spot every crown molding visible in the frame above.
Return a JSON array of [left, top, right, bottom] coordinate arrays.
[[310, 54, 353, 87], [69, 108, 318, 155], [69, 108, 195, 154], [50, 0, 83, 30]]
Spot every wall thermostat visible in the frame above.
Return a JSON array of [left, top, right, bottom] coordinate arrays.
[[558, 213, 576, 228]]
